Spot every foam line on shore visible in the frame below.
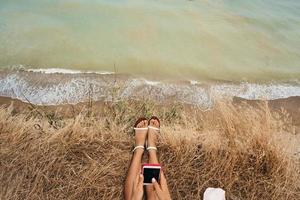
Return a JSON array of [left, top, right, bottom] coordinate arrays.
[[0, 70, 299, 108], [26, 68, 114, 75]]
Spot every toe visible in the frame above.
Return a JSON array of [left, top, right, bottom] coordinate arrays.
[[150, 119, 159, 128], [136, 119, 147, 128], [151, 119, 156, 127]]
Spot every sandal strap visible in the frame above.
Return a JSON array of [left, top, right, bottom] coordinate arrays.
[[148, 126, 160, 131], [134, 127, 148, 131], [132, 145, 145, 152], [147, 146, 157, 151]]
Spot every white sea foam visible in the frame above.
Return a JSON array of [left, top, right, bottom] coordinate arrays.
[[26, 68, 114, 75], [211, 83, 300, 100], [190, 80, 199, 85], [0, 71, 299, 108], [144, 80, 161, 86]]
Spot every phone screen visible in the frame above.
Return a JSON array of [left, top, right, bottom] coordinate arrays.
[[143, 167, 161, 184]]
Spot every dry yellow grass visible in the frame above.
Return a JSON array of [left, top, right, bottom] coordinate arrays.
[[0, 100, 299, 199]]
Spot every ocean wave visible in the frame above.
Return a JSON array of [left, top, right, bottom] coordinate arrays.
[[0, 70, 299, 108]]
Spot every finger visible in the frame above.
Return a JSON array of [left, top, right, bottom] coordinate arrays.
[[152, 178, 163, 196], [160, 172, 167, 185], [160, 172, 169, 190], [138, 174, 144, 187]]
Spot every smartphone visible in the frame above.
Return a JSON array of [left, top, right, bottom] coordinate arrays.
[[142, 164, 161, 185]]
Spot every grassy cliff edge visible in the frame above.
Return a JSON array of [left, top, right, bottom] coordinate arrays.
[[0, 98, 299, 199]]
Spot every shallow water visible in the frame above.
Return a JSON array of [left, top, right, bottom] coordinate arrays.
[[1, 0, 300, 82]]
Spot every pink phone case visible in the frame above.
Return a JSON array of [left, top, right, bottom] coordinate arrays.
[[142, 164, 162, 185]]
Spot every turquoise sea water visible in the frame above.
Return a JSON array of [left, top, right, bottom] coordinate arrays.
[[0, 0, 300, 82]]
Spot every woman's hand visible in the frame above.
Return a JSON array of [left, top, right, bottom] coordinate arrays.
[[131, 174, 144, 200], [152, 172, 172, 200]]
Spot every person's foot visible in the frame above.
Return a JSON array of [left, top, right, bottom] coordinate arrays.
[[147, 117, 160, 149], [134, 118, 148, 153]]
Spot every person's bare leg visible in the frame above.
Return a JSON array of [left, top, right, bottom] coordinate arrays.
[[146, 118, 160, 200], [124, 119, 148, 200]]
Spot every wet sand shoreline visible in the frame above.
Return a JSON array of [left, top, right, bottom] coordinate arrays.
[[1, 95, 299, 127]]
